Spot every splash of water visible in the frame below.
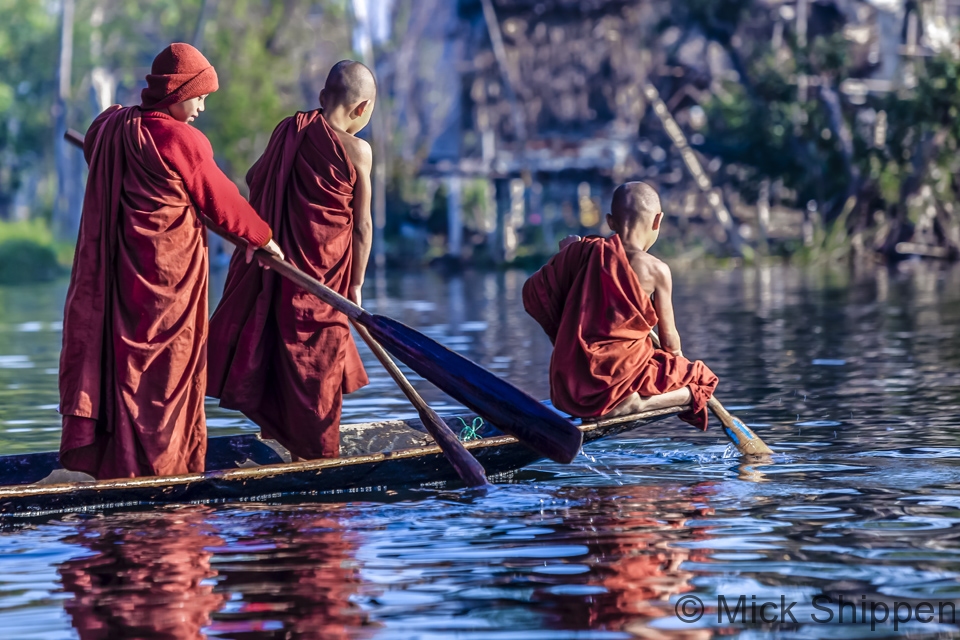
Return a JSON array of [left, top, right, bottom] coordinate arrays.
[[575, 449, 623, 484], [653, 447, 738, 465]]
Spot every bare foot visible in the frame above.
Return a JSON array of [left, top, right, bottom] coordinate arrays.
[[35, 469, 96, 485], [602, 387, 693, 418]]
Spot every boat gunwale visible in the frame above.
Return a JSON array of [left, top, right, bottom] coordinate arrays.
[[0, 405, 688, 499]]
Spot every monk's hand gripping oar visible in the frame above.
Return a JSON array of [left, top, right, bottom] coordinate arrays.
[[648, 332, 774, 457], [64, 128, 581, 465]]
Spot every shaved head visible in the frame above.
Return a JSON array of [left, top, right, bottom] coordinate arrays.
[[610, 181, 661, 228], [323, 60, 377, 107]]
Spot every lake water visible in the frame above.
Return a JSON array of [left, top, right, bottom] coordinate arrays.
[[0, 262, 959, 639]]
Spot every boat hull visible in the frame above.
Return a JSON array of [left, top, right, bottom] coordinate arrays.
[[0, 406, 684, 519]]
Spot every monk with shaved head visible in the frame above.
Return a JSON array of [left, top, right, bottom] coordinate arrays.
[[207, 60, 377, 460], [523, 181, 718, 429]]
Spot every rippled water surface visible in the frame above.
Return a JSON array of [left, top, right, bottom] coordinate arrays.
[[1, 263, 959, 639]]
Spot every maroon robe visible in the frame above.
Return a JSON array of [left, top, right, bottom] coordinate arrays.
[[59, 105, 272, 479], [208, 110, 368, 460]]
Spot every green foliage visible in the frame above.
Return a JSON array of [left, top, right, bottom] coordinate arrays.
[[684, 0, 960, 262], [699, 28, 859, 218], [0, 0, 59, 215], [198, 0, 350, 178], [875, 157, 901, 204], [0, 220, 67, 283], [881, 55, 960, 185], [0, 0, 354, 224], [0, 218, 56, 248], [461, 179, 492, 233], [807, 32, 849, 76]]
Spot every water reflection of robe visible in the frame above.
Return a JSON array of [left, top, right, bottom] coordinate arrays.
[[58, 508, 226, 640], [211, 514, 372, 639], [556, 484, 716, 639]]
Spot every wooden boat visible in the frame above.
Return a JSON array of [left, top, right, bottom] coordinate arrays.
[[0, 405, 686, 520]]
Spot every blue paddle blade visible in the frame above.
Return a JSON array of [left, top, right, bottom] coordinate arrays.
[[362, 314, 583, 464], [723, 415, 775, 456], [724, 416, 757, 445], [723, 425, 741, 447]]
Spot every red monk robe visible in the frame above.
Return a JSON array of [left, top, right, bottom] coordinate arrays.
[[59, 104, 273, 480], [522, 235, 718, 429], [207, 109, 368, 460]]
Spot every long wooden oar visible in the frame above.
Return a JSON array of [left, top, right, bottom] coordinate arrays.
[[65, 128, 582, 465], [648, 331, 773, 457]]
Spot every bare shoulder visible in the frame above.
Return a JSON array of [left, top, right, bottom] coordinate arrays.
[[335, 131, 372, 172], [627, 251, 671, 295], [649, 254, 672, 287]]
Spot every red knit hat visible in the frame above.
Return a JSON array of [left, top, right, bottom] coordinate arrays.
[[140, 43, 219, 110]]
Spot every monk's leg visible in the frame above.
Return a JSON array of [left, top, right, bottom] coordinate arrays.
[[603, 387, 693, 418]]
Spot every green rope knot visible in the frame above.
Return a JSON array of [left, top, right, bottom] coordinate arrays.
[[456, 416, 484, 442]]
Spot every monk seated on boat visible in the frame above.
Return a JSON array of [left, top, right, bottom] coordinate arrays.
[[522, 181, 719, 429], [207, 61, 375, 461], [58, 43, 285, 481]]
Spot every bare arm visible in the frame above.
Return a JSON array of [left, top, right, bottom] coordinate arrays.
[[652, 262, 683, 357], [345, 137, 373, 306]]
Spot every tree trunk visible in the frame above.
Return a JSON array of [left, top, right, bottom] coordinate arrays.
[[192, 0, 217, 50], [351, 0, 388, 269], [446, 175, 462, 258], [54, 0, 78, 238], [642, 82, 746, 257], [819, 76, 859, 223]]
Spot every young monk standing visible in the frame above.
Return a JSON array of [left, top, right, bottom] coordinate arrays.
[[522, 181, 719, 428], [207, 60, 375, 460], [59, 43, 285, 480]]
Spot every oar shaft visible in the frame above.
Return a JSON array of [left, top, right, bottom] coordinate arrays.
[[352, 322, 488, 486], [353, 322, 417, 404], [65, 128, 84, 148], [706, 397, 734, 424], [253, 246, 361, 319]]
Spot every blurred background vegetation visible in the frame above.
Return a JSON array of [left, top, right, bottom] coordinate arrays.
[[1, 0, 959, 283]]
